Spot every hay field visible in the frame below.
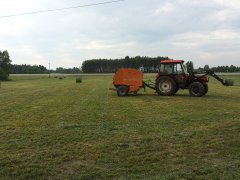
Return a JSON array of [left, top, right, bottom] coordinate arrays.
[[0, 75, 240, 179]]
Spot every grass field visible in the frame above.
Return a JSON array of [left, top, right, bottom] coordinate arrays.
[[0, 75, 240, 179]]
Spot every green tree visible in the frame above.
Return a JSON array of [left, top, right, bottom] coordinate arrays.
[[55, 67, 81, 74], [203, 65, 210, 71], [0, 50, 12, 80]]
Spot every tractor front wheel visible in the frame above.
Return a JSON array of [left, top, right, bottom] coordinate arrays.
[[203, 84, 208, 95], [156, 76, 176, 96], [117, 86, 129, 96], [173, 86, 179, 95], [189, 82, 205, 97]]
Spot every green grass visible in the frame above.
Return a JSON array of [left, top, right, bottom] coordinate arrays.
[[0, 75, 240, 179]]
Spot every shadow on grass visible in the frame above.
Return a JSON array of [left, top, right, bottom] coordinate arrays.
[[59, 124, 99, 130], [109, 92, 234, 101], [126, 93, 208, 98]]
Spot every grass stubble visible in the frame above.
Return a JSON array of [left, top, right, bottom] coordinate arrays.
[[0, 75, 239, 179]]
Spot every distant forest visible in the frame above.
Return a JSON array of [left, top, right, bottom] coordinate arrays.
[[81, 56, 240, 73], [210, 66, 240, 73], [81, 56, 168, 73], [10, 64, 81, 74], [10, 64, 48, 74], [8, 56, 240, 74]]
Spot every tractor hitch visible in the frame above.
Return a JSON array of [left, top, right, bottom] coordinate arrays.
[[143, 80, 156, 91]]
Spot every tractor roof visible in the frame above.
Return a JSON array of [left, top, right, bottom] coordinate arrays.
[[160, 60, 184, 64]]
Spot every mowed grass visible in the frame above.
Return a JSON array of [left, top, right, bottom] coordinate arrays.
[[0, 75, 240, 179]]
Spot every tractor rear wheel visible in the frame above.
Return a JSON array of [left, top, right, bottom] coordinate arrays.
[[156, 76, 176, 96], [189, 82, 205, 97], [117, 86, 129, 96]]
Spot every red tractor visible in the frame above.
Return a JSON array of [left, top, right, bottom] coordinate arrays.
[[113, 60, 233, 97], [155, 60, 208, 97]]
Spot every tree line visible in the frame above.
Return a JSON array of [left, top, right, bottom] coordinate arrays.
[[81, 56, 169, 73], [1, 50, 240, 81], [10, 64, 48, 74], [198, 65, 240, 73], [55, 67, 81, 74], [9, 65, 82, 74], [211, 65, 240, 73], [82, 56, 240, 73]]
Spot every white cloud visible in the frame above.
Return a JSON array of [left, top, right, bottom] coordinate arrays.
[[0, 19, 32, 36], [84, 41, 114, 50], [210, 30, 240, 40], [179, 0, 240, 22], [212, 0, 240, 8], [179, 0, 240, 8], [164, 29, 240, 66], [154, 3, 175, 15], [170, 29, 240, 48], [0, 1, 41, 14], [209, 8, 240, 22], [8, 46, 48, 66]]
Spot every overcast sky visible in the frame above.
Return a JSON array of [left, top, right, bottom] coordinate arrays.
[[0, 0, 240, 69]]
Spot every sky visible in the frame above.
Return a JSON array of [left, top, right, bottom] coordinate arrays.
[[0, 0, 240, 69]]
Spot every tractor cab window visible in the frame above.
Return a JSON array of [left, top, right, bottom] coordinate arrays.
[[173, 63, 184, 74], [160, 64, 173, 73], [182, 64, 188, 74]]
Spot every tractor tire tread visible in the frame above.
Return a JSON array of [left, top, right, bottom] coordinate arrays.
[[189, 82, 205, 97], [156, 76, 177, 96]]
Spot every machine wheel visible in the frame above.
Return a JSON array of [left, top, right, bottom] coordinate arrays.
[[117, 86, 129, 96], [156, 76, 177, 96], [173, 86, 179, 95], [203, 84, 208, 95], [189, 82, 205, 97]]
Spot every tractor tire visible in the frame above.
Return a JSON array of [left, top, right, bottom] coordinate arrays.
[[156, 76, 177, 96], [189, 82, 205, 97], [173, 86, 179, 95], [117, 86, 129, 97], [203, 84, 208, 95]]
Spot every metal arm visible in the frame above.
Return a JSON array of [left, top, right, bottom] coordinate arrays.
[[205, 70, 233, 86]]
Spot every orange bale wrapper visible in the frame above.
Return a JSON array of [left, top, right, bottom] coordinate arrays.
[[113, 68, 143, 96]]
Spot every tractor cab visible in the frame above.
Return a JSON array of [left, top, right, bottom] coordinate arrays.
[[156, 60, 191, 90], [159, 60, 187, 75]]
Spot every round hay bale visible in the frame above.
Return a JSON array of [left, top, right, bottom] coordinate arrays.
[[225, 79, 234, 86], [76, 77, 82, 83]]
